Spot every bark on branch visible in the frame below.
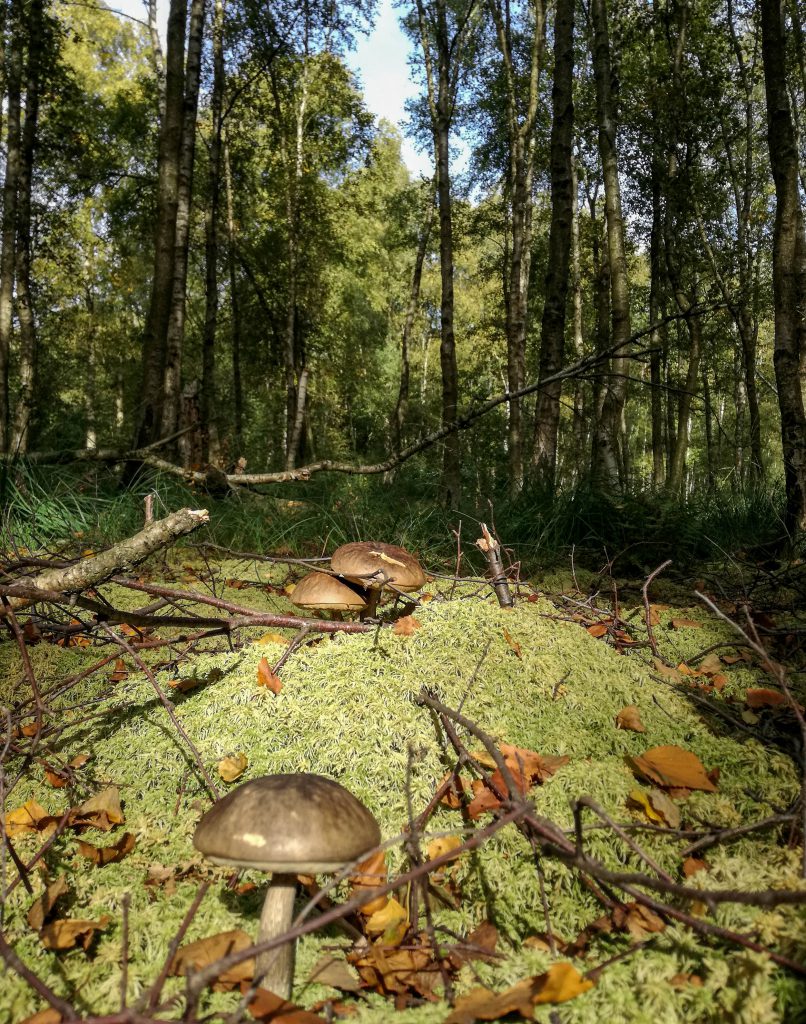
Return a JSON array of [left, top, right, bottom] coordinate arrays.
[[1, 507, 209, 614]]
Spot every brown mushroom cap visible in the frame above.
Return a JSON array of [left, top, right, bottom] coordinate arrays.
[[290, 571, 368, 611], [193, 773, 381, 873], [331, 541, 426, 592]]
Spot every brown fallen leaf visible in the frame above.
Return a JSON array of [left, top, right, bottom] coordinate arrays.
[[5, 799, 59, 838], [43, 752, 91, 789], [669, 618, 702, 629], [586, 622, 610, 638], [616, 705, 646, 733], [349, 849, 388, 916], [254, 632, 287, 645], [40, 916, 109, 951], [307, 955, 362, 992], [348, 942, 434, 995], [18, 1010, 61, 1024], [109, 658, 129, 683], [393, 615, 422, 637], [502, 628, 522, 658], [241, 983, 328, 1022], [169, 676, 205, 693], [613, 902, 666, 941], [445, 964, 594, 1023], [68, 786, 125, 831], [425, 835, 462, 862], [629, 745, 717, 793], [449, 921, 499, 969], [669, 973, 703, 988], [27, 877, 69, 931], [682, 856, 709, 877], [218, 753, 248, 783], [170, 929, 254, 991], [745, 687, 803, 711], [257, 657, 282, 694], [77, 832, 136, 867]]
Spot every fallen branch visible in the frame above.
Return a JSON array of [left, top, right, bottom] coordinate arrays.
[[1, 508, 210, 615]]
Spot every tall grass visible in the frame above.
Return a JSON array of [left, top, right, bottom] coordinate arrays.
[[0, 462, 791, 574]]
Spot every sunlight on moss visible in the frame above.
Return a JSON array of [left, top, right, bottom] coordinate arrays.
[[1, 571, 804, 1023]]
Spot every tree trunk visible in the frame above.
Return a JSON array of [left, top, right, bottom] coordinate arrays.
[[0, 2, 23, 452], [760, 0, 806, 535], [201, 0, 224, 465], [487, 0, 545, 494], [135, 0, 186, 449], [532, 0, 574, 489], [162, 0, 206, 450], [570, 156, 586, 481], [589, 0, 631, 489], [223, 140, 243, 452], [667, 294, 702, 494], [10, 0, 43, 454], [393, 189, 435, 454]]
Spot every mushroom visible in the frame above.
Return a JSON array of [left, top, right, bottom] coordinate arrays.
[[289, 571, 368, 620], [330, 542, 425, 616], [193, 773, 380, 999]]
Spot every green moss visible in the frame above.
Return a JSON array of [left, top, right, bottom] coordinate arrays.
[[1, 572, 804, 1024]]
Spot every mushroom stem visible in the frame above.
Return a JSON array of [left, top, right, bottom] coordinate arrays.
[[256, 872, 297, 999]]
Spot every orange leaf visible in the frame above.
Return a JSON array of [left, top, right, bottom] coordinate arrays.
[[745, 687, 802, 711], [446, 964, 594, 1023], [18, 1011, 61, 1024], [669, 618, 702, 629], [629, 745, 717, 792], [242, 985, 328, 1022], [109, 658, 128, 683], [393, 615, 422, 637], [502, 628, 522, 658], [586, 622, 609, 638], [349, 850, 388, 916], [682, 856, 709, 877], [615, 706, 646, 733], [257, 657, 282, 694], [76, 832, 136, 867], [4, 800, 58, 838]]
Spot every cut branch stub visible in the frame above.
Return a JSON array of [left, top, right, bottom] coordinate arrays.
[[475, 524, 514, 608]]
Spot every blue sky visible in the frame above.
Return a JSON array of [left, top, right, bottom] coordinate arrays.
[[109, 0, 433, 176]]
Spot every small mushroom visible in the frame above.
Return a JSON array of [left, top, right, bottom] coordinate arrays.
[[331, 542, 425, 616], [289, 571, 368, 620], [193, 773, 380, 999]]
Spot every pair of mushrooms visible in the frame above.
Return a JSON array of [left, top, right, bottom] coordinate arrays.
[[291, 540, 426, 618], [193, 773, 381, 999]]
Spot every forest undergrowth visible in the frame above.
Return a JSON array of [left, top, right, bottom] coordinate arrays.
[[1, 471, 805, 1024]]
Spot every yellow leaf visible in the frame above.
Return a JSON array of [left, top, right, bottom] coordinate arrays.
[[40, 916, 109, 951], [218, 753, 248, 782], [425, 835, 462, 861], [365, 896, 408, 946], [629, 745, 717, 792], [5, 800, 53, 838], [627, 788, 664, 824], [533, 962, 595, 1004], [69, 786, 124, 831], [254, 632, 287, 645]]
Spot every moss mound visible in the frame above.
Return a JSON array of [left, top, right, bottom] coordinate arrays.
[[1, 566, 805, 1024]]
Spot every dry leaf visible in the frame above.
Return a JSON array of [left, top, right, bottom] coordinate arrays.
[[445, 964, 593, 1023], [647, 789, 681, 829], [307, 955, 362, 992], [109, 658, 128, 683], [669, 973, 703, 988], [241, 984, 327, 1023], [393, 615, 422, 637], [651, 657, 684, 682], [616, 706, 646, 733], [629, 745, 717, 792], [254, 632, 287, 645], [69, 786, 125, 831], [170, 929, 254, 991], [18, 1010, 61, 1024], [745, 687, 802, 711], [257, 657, 282, 694], [669, 618, 702, 629], [350, 850, 388, 916], [587, 622, 609, 638], [682, 856, 709, 877], [449, 921, 499, 969], [27, 877, 69, 930], [613, 903, 666, 941], [5, 800, 58, 838], [77, 832, 136, 867], [40, 916, 109, 951], [502, 628, 522, 659], [218, 753, 248, 783], [425, 835, 462, 861], [698, 653, 723, 675], [348, 943, 433, 995], [44, 753, 91, 789], [169, 676, 205, 693], [365, 896, 409, 946], [627, 788, 664, 825]]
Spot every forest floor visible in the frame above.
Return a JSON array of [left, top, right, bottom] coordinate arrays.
[[2, 516, 806, 1024]]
